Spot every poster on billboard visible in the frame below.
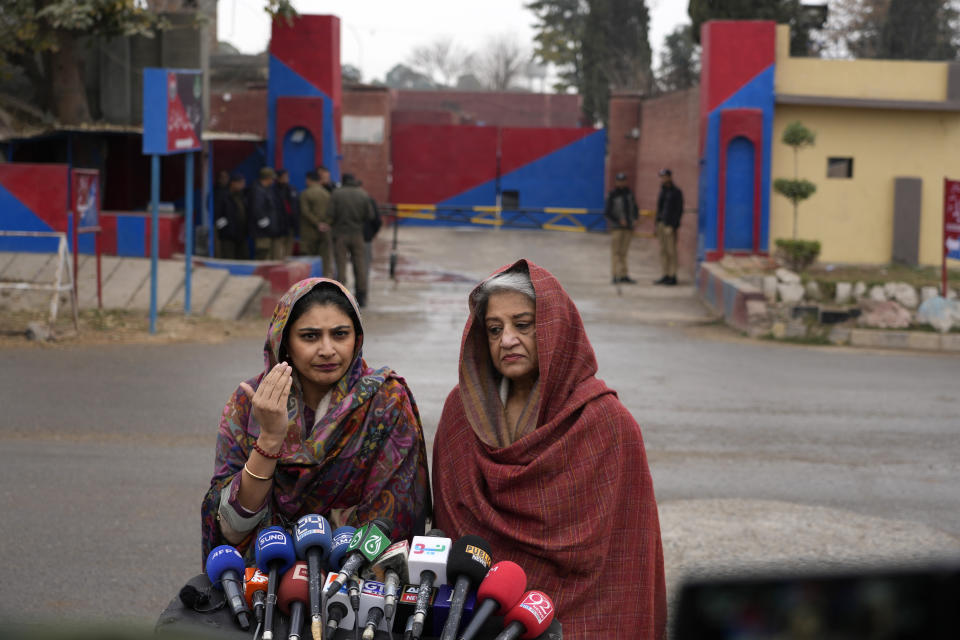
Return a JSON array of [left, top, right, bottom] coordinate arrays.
[[945, 178, 960, 261], [72, 169, 99, 229], [142, 68, 203, 155]]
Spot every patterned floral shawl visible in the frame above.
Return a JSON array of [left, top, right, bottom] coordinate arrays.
[[432, 260, 666, 639], [201, 278, 430, 566]]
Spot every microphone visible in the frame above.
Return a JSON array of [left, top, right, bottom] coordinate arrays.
[[294, 514, 331, 640], [493, 591, 555, 640], [348, 575, 362, 620], [255, 525, 296, 640], [457, 561, 527, 640], [407, 529, 452, 639], [362, 540, 409, 622], [244, 567, 270, 628], [431, 583, 476, 638], [439, 535, 492, 640], [391, 584, 432, 635], [277, 561, 310, 640], [357, 580, 391, 639], [328, 525, 357, 571], [324, 518, 393, 598], [322, 571, 356, 637], [205, 545, 252, 631]]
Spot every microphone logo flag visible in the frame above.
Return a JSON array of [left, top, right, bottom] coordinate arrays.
[[363, 530, 388, 559], [464, 545, 492, 567], [348, 524, 369, 551], [519, 592, 553, 624], [412, 542, 447, 556]]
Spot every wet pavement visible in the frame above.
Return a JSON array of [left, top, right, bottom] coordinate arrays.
[[1, 226, 958, 627]]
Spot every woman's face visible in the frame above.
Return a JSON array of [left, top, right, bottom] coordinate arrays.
[[286, 303, 357, 394], [484, 290, 538, 385]]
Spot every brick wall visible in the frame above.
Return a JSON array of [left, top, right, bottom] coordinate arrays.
[[392, 90, 583, 127], [342, 86, 391, 204]]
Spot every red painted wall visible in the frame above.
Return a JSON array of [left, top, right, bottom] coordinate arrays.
[[391, 124, 498, 204], [0, 163, 69, 231]]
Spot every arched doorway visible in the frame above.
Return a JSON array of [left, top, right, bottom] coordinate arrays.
[[724, 136, 755, 252]]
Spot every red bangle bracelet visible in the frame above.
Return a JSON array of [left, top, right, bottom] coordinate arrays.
[[253, 441, 282, 459]]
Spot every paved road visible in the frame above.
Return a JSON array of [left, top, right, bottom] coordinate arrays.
[[1, 227, 958, 628]]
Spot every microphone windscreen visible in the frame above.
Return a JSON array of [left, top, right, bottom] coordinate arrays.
[[244, 567, 270, 607], [503, 591, 555, 639], [478, 561, 527, 615], [294, 514, 332, 561], [255, 526, 296, 574], [329, 526, 357, 570], [206, 545, 246, 584], [277, 561, 310, 616], [446, 535, 492, 587]]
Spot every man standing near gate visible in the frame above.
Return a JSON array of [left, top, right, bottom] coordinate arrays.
[[330, 173, 375, 307], [654, 168, 684, 286], [605, 172, 639, 284]]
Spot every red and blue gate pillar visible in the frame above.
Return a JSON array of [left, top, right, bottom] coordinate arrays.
[[698, 20, 776, 261], [267, 15, 341, 188]]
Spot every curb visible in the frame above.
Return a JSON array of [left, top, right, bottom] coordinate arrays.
[[695, 262, 960, 353]]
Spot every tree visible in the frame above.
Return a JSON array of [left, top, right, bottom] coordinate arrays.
[[408, 37, 474, 87], [384, 64, 437, 90], [478, 34, 528, 90], [656, 24, 699, 93], [687, 0, 827, 56], [810, 0, 888, 59], [773, 121, 817, 241], [879, 0, 958, 60], [342, 64, 362, 84], [0, 0, 294, 124], [527, 0, 653, 125]]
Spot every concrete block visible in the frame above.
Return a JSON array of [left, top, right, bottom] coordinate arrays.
[[207, 274, 265, 320], [906, 332, 942, 351], [941, 334, 960, 351], [261, 262, 311, 294], [127, 260, 185, 311], [835, 282, 852, 304], [0, 252, 18, 274], [853, 281, 867, 299], [165, 266, 231, 314], [746, 299, 767, 320], [762, 275, 778, 302], [260, 293, 281, 318], [1, 253, 54, 282], [868, 285, 887, 301], [101, 258, 150, 309], [805, 281, 822, 300], [778, 283, 805, 304], [828, 327, 851, 345], [920, 286, 940, 303], [77, 256, 124, 309], [775, 267, 800, 284], [850, 329, 911, 349]]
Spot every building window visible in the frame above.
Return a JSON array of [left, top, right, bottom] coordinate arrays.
[[827, 157, 853, 178]]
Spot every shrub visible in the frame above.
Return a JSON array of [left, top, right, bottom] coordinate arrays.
[[775, 238, 821, 272]]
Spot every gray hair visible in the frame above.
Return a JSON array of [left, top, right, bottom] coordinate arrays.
[[471, 267, 536, 318]]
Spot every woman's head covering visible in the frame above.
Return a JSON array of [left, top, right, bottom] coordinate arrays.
[[459, 260, 606, 448], [432, 259, 666, 638], [201, 278, 430, 563]]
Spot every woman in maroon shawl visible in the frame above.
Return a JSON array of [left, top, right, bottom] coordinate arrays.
[[432, 260, 666, 638], [201, 278, 430, 566]]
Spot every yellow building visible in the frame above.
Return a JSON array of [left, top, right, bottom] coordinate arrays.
[[698, 20, 960, 266]]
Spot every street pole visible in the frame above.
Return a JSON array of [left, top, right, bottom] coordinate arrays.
[[150, 154, 160, 334], [185, 151, 194, 313]]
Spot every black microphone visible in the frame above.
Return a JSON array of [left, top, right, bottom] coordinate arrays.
[[322, 572, 356, 636], [206, 545, 252, 630], [407, 529, 451, 640], [324, 518, 394, 598], [439, 535, 492, 640]]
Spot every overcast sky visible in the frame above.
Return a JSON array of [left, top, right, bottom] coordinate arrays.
[[218, 0, 690, 84]]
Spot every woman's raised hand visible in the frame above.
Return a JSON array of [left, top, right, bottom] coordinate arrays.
[[240, 362, 293, 448]]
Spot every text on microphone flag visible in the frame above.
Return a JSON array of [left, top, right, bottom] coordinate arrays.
[[519, 592, 553, 624]]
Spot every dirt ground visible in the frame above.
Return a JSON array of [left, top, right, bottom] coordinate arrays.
[[0, 308, 264, 349]]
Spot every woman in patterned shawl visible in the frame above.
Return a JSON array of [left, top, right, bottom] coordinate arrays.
[[201, 278, 430, 566], [431, 260, 666, 639]]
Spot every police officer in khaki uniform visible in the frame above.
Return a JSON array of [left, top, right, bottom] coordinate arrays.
[[330, 173, 375, 307], [298, 169, 333, 277], [604, 172, 639, 284]]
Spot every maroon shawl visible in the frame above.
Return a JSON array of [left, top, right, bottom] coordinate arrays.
[[432, 260, 666, 638]]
